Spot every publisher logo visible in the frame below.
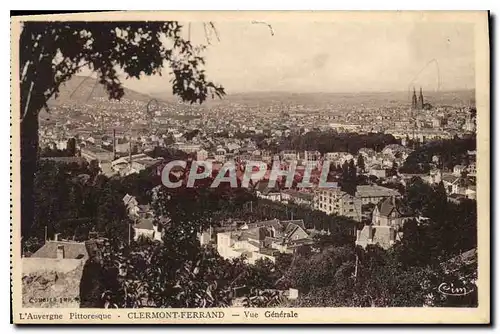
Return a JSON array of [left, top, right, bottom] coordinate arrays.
[[438, 282, 475, 297]]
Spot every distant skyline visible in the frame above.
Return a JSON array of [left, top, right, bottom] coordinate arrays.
[[81, 20, 476, 95]]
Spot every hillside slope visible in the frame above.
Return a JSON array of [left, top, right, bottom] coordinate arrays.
[[47, 75, 154, 106]]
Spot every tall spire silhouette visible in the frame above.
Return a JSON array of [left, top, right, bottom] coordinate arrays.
[[411, 87, 418, 110], [418, 87, 424, 110]]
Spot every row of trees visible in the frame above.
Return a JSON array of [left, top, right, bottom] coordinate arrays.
[[212, 130, 400, 155], [277, 131, 399, 155]]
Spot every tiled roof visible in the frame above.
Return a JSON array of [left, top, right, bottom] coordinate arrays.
[[441, 173, 460, 184], [242, 227, 270, 241], [31, 241, 88, 260], [284, 224, 300, 238], [40, 157, 86, 164], [281, 219, 306, 231], [248, 219, 282, 230], [377, 197, 412, 217], [135, 218, 154, 230], [356, 185, 400, 198]]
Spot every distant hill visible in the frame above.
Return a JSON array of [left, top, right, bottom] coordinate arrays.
[[206, 90, 476, 107], [48, 76, 475, 109], [47, 75, 154, 106]]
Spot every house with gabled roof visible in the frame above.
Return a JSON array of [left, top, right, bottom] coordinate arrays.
[[216, 219, 312, 264], [22, 238, 88, 308], [441, 173, 461, 195], [371, 197, 413, 230], [356, 197, 414, 250], [133, 217, 170, 243], [31, 240, 88, 260], [355, 184, 401, 205]]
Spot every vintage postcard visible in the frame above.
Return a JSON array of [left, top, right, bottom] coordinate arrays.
[[11, 11, 490, 324]]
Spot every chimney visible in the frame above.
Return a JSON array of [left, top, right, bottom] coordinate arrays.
[[56, 245, 65, 259], [112, 129, 116, 159]]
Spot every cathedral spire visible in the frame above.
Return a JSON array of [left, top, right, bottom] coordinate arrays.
[[418, 87, 424, 110], [411, 87, 418, 110]]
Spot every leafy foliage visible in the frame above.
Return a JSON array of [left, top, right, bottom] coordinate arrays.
[[28, 160, 131, 243], [32, 146, 477, 309], [400, 137, 476, 173], [20, 21, 224, 115], [20, 21, 225, 236], [289, 244, 475, 308]]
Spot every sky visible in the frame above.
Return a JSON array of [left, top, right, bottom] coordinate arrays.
[[120, 20, 476, 95]]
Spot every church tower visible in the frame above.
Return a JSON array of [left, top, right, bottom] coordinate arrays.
[[417, 87, 424, 110], [411, 87, 418, 110]]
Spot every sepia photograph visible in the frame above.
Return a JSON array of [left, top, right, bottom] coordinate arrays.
[[10, 11, 490, 324]]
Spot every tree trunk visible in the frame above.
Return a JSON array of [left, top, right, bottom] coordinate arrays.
[[20, 106, 39, 237]]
